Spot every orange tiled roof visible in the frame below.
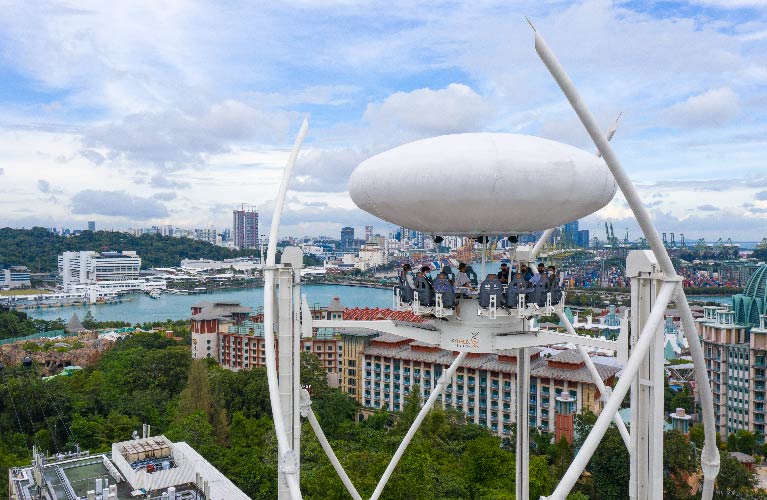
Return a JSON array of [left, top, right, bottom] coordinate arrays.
[[342, 307, 426, 323]]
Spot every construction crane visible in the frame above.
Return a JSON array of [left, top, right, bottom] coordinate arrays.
[[604, 222, 619, 246]]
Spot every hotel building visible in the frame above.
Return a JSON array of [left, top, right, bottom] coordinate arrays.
[[354, 334, 619, 437]]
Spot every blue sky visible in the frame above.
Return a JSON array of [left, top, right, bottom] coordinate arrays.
[[0, 0, 766, 241]]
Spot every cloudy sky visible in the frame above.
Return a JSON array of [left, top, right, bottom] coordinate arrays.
[[1, 0, 766, 241]]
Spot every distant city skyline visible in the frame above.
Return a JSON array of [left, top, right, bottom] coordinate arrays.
[[0, 1, 766, 240]]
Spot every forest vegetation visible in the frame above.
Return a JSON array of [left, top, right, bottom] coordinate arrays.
[[0, 331, 764, 499]]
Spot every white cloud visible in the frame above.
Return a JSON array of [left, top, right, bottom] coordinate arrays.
[[364, 84, 493, 138], [665, 88, 741, 129], [71, 190, 169, 220], [698, 204, 720, 211], [0, 1, 765, 239], [84, 100, 294, 167], [153, 192, 177, 201], [293, 148, 371, 192]]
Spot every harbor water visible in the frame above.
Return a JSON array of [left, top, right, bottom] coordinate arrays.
[[22, 285, 733, 324], [24, 285, 393, 324]]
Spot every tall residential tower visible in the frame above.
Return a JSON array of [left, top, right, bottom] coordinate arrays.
[[233, 205, 259, 250]]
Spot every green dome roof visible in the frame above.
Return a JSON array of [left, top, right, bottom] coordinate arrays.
[[734, 265, 767, 326]]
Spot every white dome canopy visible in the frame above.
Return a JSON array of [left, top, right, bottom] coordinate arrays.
[[349, 133, 617, 235]]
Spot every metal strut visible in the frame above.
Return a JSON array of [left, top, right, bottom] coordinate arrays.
[[369, 351, 469, 500], [556, 311, 631, 449], [531, 22, 719, 499], [263, 118, 309, 500]]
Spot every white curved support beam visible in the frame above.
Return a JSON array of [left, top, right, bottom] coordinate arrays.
[[556, 310, 631, 449], [530, 228, 553, 261], [675, 289, 720, 498], [543, 280, 678, 500], [532, 26, 719, 497], [369, 351, 468, 500], [597, 112, 622, 158], [304, 406, 363, 500], [263, 117, 309, 500]]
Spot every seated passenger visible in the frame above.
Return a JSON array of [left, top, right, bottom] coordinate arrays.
[[420, 266, 434, 288], [479, 273, 504, 308], [528, 268, 549, 307], [415, 272, 434, 307], [547, 265, 563, 304], [529, 263, 546, 284], [520, 264, 534, 281], [398, 264, 415, 303], [465, 265, 479, 287], [506, 272, 529, 307], [442, 265, 455, 282], [498, 263, 510, 284], [454, 263, 471, 289], [434, 272, 456, 308], [452, 263, 470, 321]]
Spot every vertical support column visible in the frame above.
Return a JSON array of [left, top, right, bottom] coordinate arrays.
[[627, 251, 665, 500], [277, 265, 295, 500], [288, 249, 304, 456], [515, 346, 531, 500], [278, 247, 305, 500]]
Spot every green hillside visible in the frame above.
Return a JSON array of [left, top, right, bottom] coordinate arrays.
[[0, 227, 259, 272]]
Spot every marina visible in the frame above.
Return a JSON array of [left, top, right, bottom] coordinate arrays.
[[22, 285, 392, 323], [10, 286, 732, 324]]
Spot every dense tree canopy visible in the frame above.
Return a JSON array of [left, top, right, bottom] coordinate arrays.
[[0, 306, 65, 340], [1, 332, 765, 499], [0, 227, 259, 272]]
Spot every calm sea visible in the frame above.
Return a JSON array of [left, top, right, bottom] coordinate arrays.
[[685, 295, 732, 306], [23, 284, 734, 325], [25, 285, 393, 324]]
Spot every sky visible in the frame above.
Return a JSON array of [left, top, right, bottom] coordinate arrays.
[[0, 0, 766, 242]]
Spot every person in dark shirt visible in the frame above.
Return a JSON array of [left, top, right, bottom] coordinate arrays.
[[521, 264, 534, 281], [498, 263, 510, 284], [420, 266, 434, 288]]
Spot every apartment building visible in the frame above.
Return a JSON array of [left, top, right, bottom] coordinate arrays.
[[697, 265, 767, 440]]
